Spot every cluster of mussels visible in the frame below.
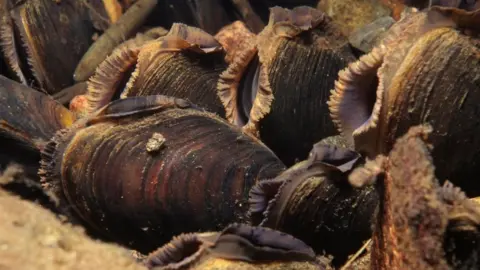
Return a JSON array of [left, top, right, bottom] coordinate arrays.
[[1, 0, 480, 269]]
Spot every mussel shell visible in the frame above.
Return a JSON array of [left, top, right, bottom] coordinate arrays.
[[0, 75, 74, 182], [249, 143, 378, 265], [122, 43, 227, 117], [329, 8, 480, 196], [83, 24, 228, 118], [218, 6, 357, 166], [39, 95, 285, 252], [4, 0, 96, 94], [349, 125, 480, 269], [0, 75, 75, 151], [259, 37, 355, 165], [145, 223, 321, 270]]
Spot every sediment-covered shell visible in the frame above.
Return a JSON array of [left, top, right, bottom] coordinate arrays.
[[248, 142, 378, 265], [0, 75, 75, 178], [349, 125, 480, 270], [38, 95, 285, 253], [144, 223, 322, 270], [217, 6, 357, 166], [0, 0, 98, 94], [77, 23, 227, 118], [328, 7, 480, 195]]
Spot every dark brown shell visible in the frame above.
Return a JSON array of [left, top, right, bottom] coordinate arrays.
[[349, 125, 480, 270], [0, 0, 98, 94], [217, 6, 357, 166], [38, 95, 285, 253], [0, 75, 75, 179], [0, 75, 75, 151], [248, 142, 378, 266], [144, 223, 321, 270], [80, 23, 227, 118], [328, 7, 480, 196]]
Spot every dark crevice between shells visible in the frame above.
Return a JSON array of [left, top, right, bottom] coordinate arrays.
[[236, 55, 260, 127], [327, 46, 385, 157]]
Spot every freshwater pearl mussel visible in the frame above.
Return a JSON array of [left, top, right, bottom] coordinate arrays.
[[217, 5, 357, 166], [328, 5, 480, 195], [3, 2, 480, 270], [0, 0, 103, 94], [73, 22, 228, 119], [0, 72, 382, 268], [349, 125, 480, 270]]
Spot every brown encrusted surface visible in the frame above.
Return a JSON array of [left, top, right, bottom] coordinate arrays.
[[349, 125, 451, 270], [317, 0, 393, 36], [215, 20, 256, 64], [0, 187, 146, 270]]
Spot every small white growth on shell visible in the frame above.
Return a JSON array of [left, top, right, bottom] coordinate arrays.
[[146, 133, 166, 153]]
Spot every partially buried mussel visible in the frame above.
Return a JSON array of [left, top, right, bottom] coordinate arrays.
[[248, 142, 378, 265], [143, 223, 323, 270], [37, 93, 285, 253], [217, 6, 357, 166], [328, 6, 480, 196], [72, 23, 227, 119], [349, 125, 480, 269], [0, 0, 101, 94]]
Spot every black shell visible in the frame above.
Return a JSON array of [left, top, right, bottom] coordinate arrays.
[[39, 95, 285, 253], [217, 6, 357, 166], [249, 142, 378, 265], [0, 0, 97, 94]]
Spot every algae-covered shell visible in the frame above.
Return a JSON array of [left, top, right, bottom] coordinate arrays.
[[348, 125, 480, 270], [144, 223, 322, 270], [328, 7, 480, 196], [0, 0, 97, 94], [38, 95, 285, 253], [78, 23, 227, 118], [248, 142, 378, 265], [217, 6, 357, 166]]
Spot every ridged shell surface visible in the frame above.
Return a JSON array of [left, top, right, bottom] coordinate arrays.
[[40, 97, 285, 252]]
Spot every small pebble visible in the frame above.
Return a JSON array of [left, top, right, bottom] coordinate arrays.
[[146, 133, 166, 153]]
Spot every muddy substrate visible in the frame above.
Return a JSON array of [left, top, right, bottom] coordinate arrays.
[[0, 186, 147, 270]]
